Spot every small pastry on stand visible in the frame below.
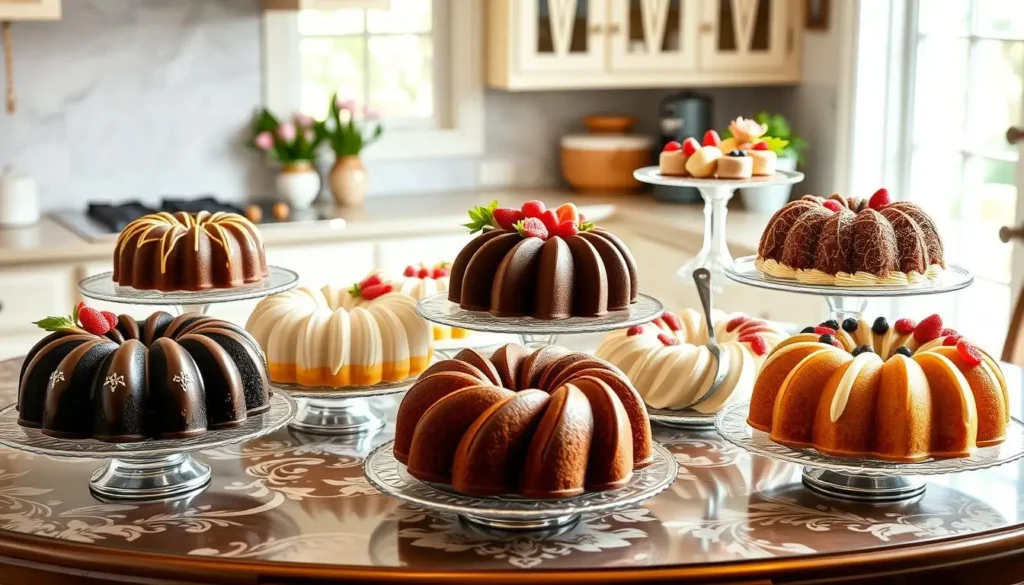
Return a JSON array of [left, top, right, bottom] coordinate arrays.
[[659, 141, 687, 176], [717, 150, 753, 180], [685, 131, 723, 178], [746, 141, 778, 176]]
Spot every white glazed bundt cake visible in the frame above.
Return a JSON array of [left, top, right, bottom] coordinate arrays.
[[595, 310, 786, 412], [246, 278, 432, 388]]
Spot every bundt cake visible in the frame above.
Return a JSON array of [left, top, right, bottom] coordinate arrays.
[[19, 304, 271, 442], [596, 310, 785, 412], [113, 211, 268, 291], [387, 263, 470, 341], [747, 314, 1008, 462], [246, 279, 432, 388], [394, 344, 654, 498], [756, 190, 945, 286], [448, 200, 638, 320]]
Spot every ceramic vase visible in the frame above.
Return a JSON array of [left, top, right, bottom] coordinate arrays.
[[275, 161, 321, 209], [328, 155, 367, 207], [739, 155, 798, 214]]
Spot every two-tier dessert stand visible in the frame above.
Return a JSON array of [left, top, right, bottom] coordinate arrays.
[[361, 293, 675, 530], [632, 168, 804, 287]]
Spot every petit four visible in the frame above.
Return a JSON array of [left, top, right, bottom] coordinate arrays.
[[716, 150, 753, 179]]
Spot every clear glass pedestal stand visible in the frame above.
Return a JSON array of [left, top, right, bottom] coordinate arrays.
[[273, 379, 414, 436]]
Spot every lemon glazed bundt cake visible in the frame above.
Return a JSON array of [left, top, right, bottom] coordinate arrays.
[[748, 314, 1008, 462]]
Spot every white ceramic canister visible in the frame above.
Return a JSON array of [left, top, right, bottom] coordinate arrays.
[[0, 166, 40, 226]]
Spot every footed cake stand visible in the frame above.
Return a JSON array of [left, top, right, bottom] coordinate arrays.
[[716, 402, 1024, 502], [633, 168, 804, 287], [364, 440, 677, 530], [78, 266, 300, 315], [647, 407, 717, 429], [273, 379, 415, 436], [726, 256, 975, 320], [0, 393, 295, 501]]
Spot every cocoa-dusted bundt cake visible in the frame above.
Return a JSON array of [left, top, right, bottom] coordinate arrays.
[[448, 200, 638, 320], [19, 304, 271, 442], [113, 211, 268, 291], [748, 314, 1007, 462], [756, 190, 945, 286], [394, 343, 654, 498]]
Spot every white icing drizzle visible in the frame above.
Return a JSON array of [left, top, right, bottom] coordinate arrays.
[[829, 352, 882, 422]]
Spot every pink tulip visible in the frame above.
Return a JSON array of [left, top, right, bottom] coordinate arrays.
[[294, 113, 314, 128], [276, 123, 297, 142], [363, 105, 380, 120], [336, 97, 356, 112], [254, 131, 274, 150]]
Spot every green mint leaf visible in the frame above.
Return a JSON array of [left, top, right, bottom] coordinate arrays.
[[33, 316, 75, 332]]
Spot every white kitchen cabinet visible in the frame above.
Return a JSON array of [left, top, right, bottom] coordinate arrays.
[[375, 233, 472, 274], [0, 0, 61, 20], [0, 266, 74, 336], [487, 0, 800, 90]]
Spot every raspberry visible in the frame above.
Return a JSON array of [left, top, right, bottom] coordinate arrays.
[[942, 335, 961, 346], [79, 307, 111, 335], [101, 311, 118, 329], [914, 314, 943, 343], [726, 315, 750, 333], [894, 318, 916, 335], [626, 325, 645, 336], [956, 338, 983, 367], [823, 200, 843, 213], [813, 326, 837, 336], [657, 333, 680, 346], [661, 312, 682, 331], [746, 335, 768, 356]]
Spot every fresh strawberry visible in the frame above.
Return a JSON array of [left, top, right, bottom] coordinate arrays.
[[942, 335, 961, 346], [914, 314, 943, 343], [626, 325, 645, 336], [521, 200, 546, 219], [79, 307, 111, 335], [417, 267, 430, 279], [869, 188, 891, 210], [663, 141, 681, 152], [682, 137, 700, 156], [101, 311, 118, 329], [432, 267, 447, 279], [74, 301, 85, 322], [726, 315, 750, 333], [657, 333, 680, 346], [752, 141, 769, 151], [661, 311, 682, 331], [956, 338, 983, 367], [702, 130, 721, 147], [745, 334, 768, 356], [539, 209, 560, 233], [556, 220, 579, 237], [941, 328, 958, 337], [359, 274, 383, 289], [894, 318, 916, 335], [492, 208, 525, 231], [360, 283, 393, 301], [403, 265, 416, 277], [515, 217, 549, 240], [823, 200, 843, 213], [813, 325, 837, 336], [555, 203, 580, 225]]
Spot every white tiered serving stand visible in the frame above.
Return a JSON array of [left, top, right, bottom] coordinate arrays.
[[632, 167, 804, 287], [361, 293, 673, 530]]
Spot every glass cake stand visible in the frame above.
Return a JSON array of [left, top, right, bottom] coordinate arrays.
[[416, 293, 665, 348], [431, 332, 516, 360], [633, 167, 804, 287], [364, 440, 677, 531], [647, 407, 718, 429], [0, 393, 295, 502], [725, 256, 975, 320], [78, 266, 300, 315], [715, 402, 1024, 503], [273, 378, 415, 435]]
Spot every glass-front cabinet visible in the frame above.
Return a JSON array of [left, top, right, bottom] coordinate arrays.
[[699, 0, 794, 70], [518, 0, 608, 72], [609, 0, 699, 71]]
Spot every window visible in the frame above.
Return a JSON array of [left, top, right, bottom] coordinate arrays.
[[262, 0, 482, 159]]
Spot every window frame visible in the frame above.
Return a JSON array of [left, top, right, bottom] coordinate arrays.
[[261, 0, 483, 160]]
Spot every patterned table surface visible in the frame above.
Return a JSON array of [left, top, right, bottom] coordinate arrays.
[[1, 356, 1024, 580]]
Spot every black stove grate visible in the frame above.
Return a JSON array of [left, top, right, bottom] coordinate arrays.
[[86, 197, 246, 233]]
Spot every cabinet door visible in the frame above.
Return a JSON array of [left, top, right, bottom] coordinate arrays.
[[609, 0, 699, 72], [0, 0, 61, 20], [698, 0, 793, 71], [517, 0, 607, 72], [0, 266, 74, 335]]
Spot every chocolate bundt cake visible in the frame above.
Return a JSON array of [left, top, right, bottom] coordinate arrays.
[[448, 201, 638, 320], [748, 314, 1007, 462], [756, 190, 945, 286], [113, 211, 268, 291], [394, 344, 654, 498], [18, 310, 271, 442]]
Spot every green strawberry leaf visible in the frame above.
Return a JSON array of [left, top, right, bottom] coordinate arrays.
[[464, 200, 500, 234], [579, 220, 596, 232], [349, 282, 362, 298], [33, 315, 77, 333]]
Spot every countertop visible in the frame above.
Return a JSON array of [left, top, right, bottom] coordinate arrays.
[[0, 191, 772, 266]]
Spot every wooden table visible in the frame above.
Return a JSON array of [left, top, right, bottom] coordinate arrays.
[[0, 356, 1023, 584]]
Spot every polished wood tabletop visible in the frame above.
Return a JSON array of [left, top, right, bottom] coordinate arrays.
[[0, 356, 1023, 584]]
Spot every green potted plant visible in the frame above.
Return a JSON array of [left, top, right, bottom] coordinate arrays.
[[731, 111, 808, 214], [251, 108, 323, 208], [318, 93, 384, 207]]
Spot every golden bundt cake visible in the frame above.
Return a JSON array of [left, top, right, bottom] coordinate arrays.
[[448, 200, 638, 320], [595, 310, 786, 412], [756, 190, 945, 286], [114, 211, 267, 291], [393, 344, 654, 498], [748, 314, 1007, 462]]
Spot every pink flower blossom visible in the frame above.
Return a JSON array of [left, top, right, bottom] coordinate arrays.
[[728, 117, 767, 143], [303, 128, 315, 143], [335, 97, 356, 112], [254, 131, 274, 150], [276, 122, 297, 142], [362, 105, 380, 120], [294, 113, 315, 128]]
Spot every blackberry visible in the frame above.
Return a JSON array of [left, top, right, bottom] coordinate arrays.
[[895, 346, 913, 357], [728, 150, 746, 157], [818, 334, 837, 346], [872, 317, 889, 335], [851, 345, 873, 357], [801, 326, 815, 334], [822, 319, 840, 330], [841, 318, 858, 333]]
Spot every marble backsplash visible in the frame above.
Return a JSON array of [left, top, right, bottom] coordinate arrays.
[[0, 0, 798, 210]]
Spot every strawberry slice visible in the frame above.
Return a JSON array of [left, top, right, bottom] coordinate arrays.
[[432, 267, 447, 279], [703, 130, 721, 147], [914, 314, 943, 343], [726, 315, 750, 333], [823, 200, 843, 213], [752, 141, 769, 151], [661, 312, 682, 331], [682, 137, 700, 155], [626, 325, 645, 336], [359, 274, 382, 289], [360, 283, 393, 301], [813, 325, 837, 336], [515, 217, 549, 240], [745, 335, 768, 356], [662, 141, 681, 152], [101, 311, 118, 329], [956, 338, 983, 367], [657, 333, 680, 346]]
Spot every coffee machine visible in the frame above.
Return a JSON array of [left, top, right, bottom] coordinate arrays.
[[654, 92, 712, 203]]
